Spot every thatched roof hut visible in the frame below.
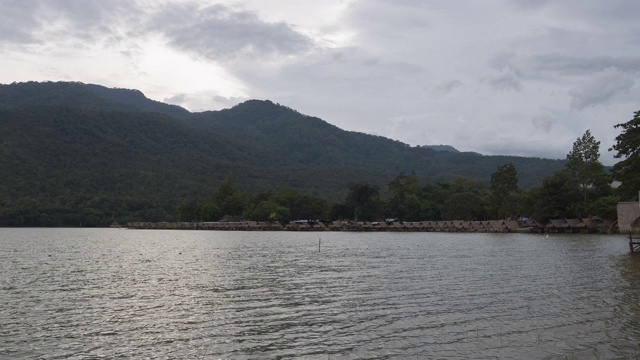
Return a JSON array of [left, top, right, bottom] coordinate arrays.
[[566, 219, 587, 233], [547, 219, 569, 232], [618, 202, 640, 234], [489, 220, 507, 232], [470, 221, 485, 232], [504, 220, 521, 232]]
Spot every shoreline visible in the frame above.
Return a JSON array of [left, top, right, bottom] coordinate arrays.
[[125, 218, 617, 234]]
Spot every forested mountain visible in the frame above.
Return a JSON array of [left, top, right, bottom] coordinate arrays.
[[422, 145, 459, 152], [185, 100, 565, 188], [0, 81, 190, 118], [0, 81, 567, 225]]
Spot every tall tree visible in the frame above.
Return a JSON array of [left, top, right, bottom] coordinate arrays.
[[533, 170, 581, 221], [565, 130, 606, 202], [206, 175, 246, 218], [345, 183, 380, 221], [387, 171, 421, 220], [490, 163, 518, 219], [442, 192, 485, 221], [610, 110, 640, 200]]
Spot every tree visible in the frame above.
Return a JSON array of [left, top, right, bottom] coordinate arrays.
[[345, 183, 380, 221], [442, 192, 485, 221], [250, 200, 290, 221], [386, 171, 421, 220], [490, 163, 518, 219], [566, 130, 606, 202], [200, 202, 221, 221], [610, 110, 640, 200], [176, 199, 201, 222], [212, 175, 237, 205], [533, 170, 581, 221]]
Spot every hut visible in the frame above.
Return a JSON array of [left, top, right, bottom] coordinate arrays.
[[371, 221, 387, 231], [521, 219, 544, 233], [504, 220, 521, 232], [431, 221, 442, 232], [547, 219, 570, 233], [470, 221, 485, 232], [489, 220, 507, 232], [618, 202, 640, 234], [414, 221, 428, 231], [566, 219, 588, 233], [581, 218, 607, 233]]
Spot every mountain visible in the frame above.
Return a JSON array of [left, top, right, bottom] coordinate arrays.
[[0, 81, 190, 118], [422, 144, 459, 153], [0, 81, 567, 225], [184, 100, 565, 188]]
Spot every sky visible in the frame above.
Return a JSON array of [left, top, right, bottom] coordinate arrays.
[[2, 0, 640, 165]]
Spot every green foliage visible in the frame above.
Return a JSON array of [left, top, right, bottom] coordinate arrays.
[[442, 192, 485, 221], [610, 110, 640, 200], [200, 202, 221, 221], [566, 130, 607, 202], [586, 195, 619, 220], [532, 170, 581, 221], [490, 163, 518, 219], [250, 201, 289, 221], [177, 199, 201, 222], [345, 183, 381, 221], [386, 172, 422, 221]]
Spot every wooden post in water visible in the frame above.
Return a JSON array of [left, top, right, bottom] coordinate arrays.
[[318, 238, 321, 253], [629, 233, 640, 253]]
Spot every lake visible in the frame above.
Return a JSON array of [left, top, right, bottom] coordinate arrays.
[[1, 228, 639, 359]]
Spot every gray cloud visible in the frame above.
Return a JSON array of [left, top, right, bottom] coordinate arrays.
[[438, 80, 463, 94], [0, 0, 42, 44], [529, 54, 640, 76], [490, 67, 522, 92], [164, 93, 186, 105], [531, 113, 558, 133], [0, 0, 138, 46], [568, 67, 635, 110], [211, 94, 247, 109], [148, 3, 315, 61]]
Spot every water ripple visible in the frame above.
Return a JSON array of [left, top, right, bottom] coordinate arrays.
[[1, 229, 640, 359]]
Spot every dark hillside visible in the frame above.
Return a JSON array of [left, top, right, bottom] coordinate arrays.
[[0, 106, 254, 224], [0, 81, 190, 118], [188, 100, 439, 169], [188, 100, 565, 188], [82, 84, 190, 119], [0, 105, 393, 224], [0, 81, 108, 109]]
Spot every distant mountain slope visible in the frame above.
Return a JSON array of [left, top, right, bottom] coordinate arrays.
[[187, 99, 565, 188], [0, 81, 190, 118], [422, 144, 459, 152], [0, 81, 567, 215], [0, 106, 247, 199], [187, 100, 440, 169]]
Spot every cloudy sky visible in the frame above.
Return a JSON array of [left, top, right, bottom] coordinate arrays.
[[2, 0, 639, 164]]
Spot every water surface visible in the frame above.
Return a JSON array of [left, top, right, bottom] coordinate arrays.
[[1, 228, 639, 359]]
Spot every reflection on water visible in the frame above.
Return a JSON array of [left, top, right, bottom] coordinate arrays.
[[1, 228, 640, 359]]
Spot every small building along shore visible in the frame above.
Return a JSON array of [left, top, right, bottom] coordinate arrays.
[[127, 218, 616, 234], [616, 200, 640, 253], [617, 201, 640, 234]]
